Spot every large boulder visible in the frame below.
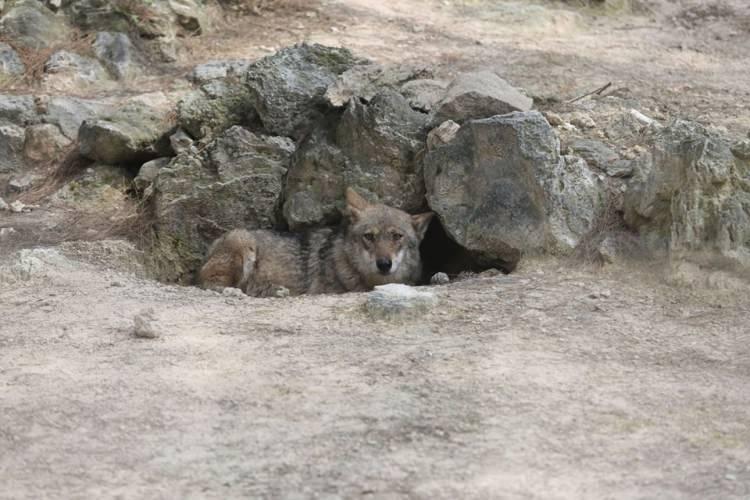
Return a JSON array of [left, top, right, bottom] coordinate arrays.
[[41, 95, 110, 140], [335, 91, 428, 211], [146, 126, 294, 282], [78, 102, 174, 165], [429, 71, 533, 126], [283, 91, 428, 230], [424, 111, 603, 269], [177, 78, 255, 140], [244, 43, 360, 138], [624, 120, 750, 268], [0, 0, 71, 49], [0, 95, 36, 126]]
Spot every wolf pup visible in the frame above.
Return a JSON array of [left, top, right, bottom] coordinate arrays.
[[199, 188, 434, 296]]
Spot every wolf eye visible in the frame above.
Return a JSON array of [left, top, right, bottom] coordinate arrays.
[[363, 233, 375, 242], [391, 232, 403, 241]]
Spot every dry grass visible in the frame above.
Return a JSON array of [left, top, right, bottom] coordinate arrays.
[[0, 31, 96, 92]]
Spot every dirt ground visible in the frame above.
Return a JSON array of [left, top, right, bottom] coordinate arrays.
[[2, 0, 750, 498]]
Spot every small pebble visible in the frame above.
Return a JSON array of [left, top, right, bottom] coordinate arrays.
[[570, 112, 596, 129], [222, 287, 245, 298], [430, 272, 450, 285]]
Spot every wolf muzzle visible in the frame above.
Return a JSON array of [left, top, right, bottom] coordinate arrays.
[[376, 258, 392, 274]]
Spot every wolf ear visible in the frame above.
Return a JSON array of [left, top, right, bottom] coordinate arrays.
[[345, 187, 370, 221], [411, 212, 434, 240]]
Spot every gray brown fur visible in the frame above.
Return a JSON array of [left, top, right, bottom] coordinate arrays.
[[199, 188, 434, 296]]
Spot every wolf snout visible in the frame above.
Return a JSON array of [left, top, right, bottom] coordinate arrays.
[[376, 258, 392, 274]]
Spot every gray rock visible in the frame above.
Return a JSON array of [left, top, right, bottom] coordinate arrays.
[[169, 128, 194, 154], [429, 71, 533, 126], [44, 50, 110, 88], [0, 94, 36, 126], [177, 79, 255, 140], [0, 42, 24, 76], [64, 0, 148, 33], [569, 112, 596, 129], [335, 90, 428, 212], [42, 96, 109, 140], [568, 139, 619, 170], [23, 123, 72, 163], [0, 123, 25, 173], [282, 190, 325, 231], [244, 43, 359, 138], [282, 128, 348, 229], [133, 309, 158, 339], [731, 139, 750, 160], [624, 120, 749, 267], [8, 174, 36, 192], [283, 90, 428, 228], [365, 284, 438, 319], [606, 159, 634, 178], [0, 227, 16, 239], [147, 126, 294, 283], [78, 102, 173, 164], [134, 157, 170, 192], [0, 0, 71, 49], [325, 63, 433, 107], [426, 120, 460, 151], [424, 111, 561, 269], [9, 200, 29, 213], [93, 31, 137, 80], [400, 78, 448, 112], [429, 272, 450, 285], [543, 155, 605, 252], [0, 196, 8, 211], [190, 59, 251, 84]]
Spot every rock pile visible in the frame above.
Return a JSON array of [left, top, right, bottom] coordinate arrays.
[[2, 37, 747, 282]]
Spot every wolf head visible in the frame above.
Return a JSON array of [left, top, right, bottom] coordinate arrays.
[[343, 188, 433, 287]]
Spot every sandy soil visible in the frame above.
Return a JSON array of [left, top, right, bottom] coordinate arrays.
[[1, 244, 749, 498], [2, 0, 750, 498]]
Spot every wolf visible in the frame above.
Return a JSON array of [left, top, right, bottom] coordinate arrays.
[[198, 188, 434, 296]]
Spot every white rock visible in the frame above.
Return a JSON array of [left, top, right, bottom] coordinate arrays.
[[427, 120, 460, 150], [133, 309, 158, 339], [430, 272, 450, 285], [365, 284, 438, 319]]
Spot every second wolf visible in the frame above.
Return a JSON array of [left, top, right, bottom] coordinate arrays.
[[199, 188, 434, 296]]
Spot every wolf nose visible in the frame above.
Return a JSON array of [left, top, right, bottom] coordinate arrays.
[[376, 258, 392, 273]]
